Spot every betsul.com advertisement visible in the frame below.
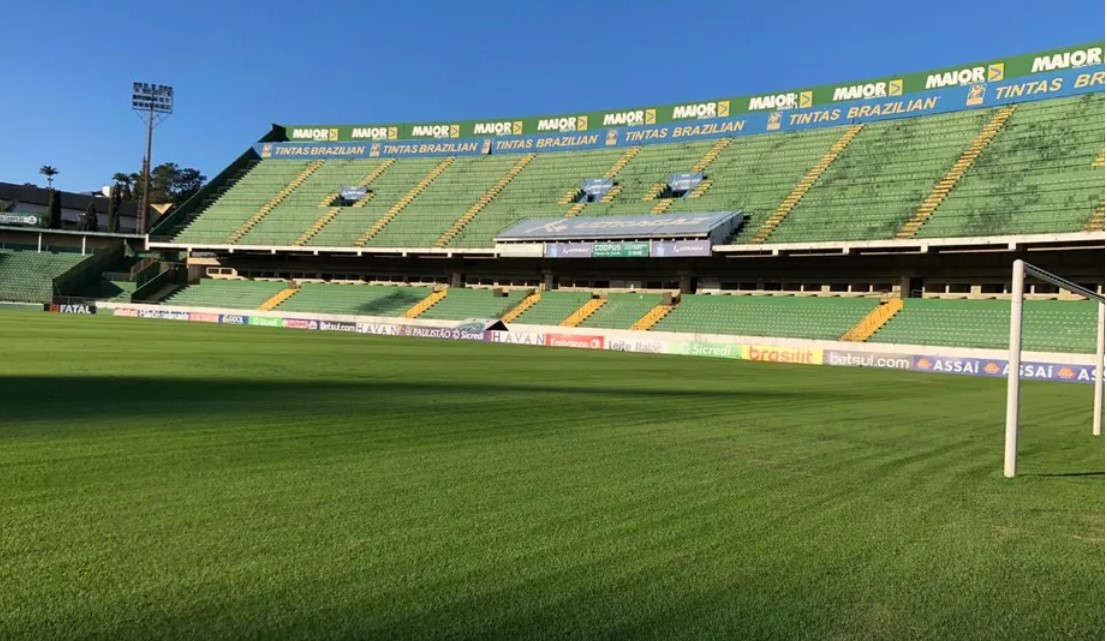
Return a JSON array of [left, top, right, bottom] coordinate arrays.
[[825, 350, 913, 370]]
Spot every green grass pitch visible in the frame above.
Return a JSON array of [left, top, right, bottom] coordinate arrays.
[[1, 312, 1102, 641]]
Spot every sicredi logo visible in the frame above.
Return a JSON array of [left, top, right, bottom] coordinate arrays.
[[672, 101, 730, 120], [473, 121, 523, 136], [350, 126, 395, 140], [925, 64, 1003, 89], [831, 79, 903, 101], [290, 128, 339, 142], [410, 124, 459, 138], [601, 108, 657, 127], [536, 116, 588, 132], [1031, 47, 1103, 72]]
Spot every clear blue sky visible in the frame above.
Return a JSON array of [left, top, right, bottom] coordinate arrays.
[[2, 0, 1101, 192]]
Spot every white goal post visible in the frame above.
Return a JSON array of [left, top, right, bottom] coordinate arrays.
[[1004, 259, 1105, 478]]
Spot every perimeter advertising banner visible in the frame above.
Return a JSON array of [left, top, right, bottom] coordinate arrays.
[[651, 239, 712, 258], [824, 350, 914, 371], [667, 340, 743, 359], [279, 43, 1102, 141], [43, 303, 96, 314], [105, 305, 1096, 384], [545, 239, 713, 258], [911, 355, 1097, 383], [262, 67, 1104, 160], [499, 212, 736, 241]]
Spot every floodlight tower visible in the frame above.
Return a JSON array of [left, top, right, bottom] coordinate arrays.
[[131, 82, 174, 234]]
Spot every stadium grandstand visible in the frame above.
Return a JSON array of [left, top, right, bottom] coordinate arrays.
[[2, 23, 1105, 641], [2, 42, 1103, 357]]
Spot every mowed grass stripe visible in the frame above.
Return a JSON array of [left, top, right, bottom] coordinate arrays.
[[0, 313, 1101, 641]]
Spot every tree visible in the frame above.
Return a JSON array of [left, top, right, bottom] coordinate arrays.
[[47, 189, 62, 229], [107, 185, 121, 233], [114, 163, 205, 205], [112, 172, 134, 200], [39, 165, 59, 188], [82, 202, 99, 232]]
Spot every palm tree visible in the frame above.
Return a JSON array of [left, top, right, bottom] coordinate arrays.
[[112, 172, 134, 199], [39, 166, 59, 188]]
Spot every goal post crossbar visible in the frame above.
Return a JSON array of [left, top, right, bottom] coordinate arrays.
[[1021, 262, 1103, 303], [1004, 259, 1105, 478]]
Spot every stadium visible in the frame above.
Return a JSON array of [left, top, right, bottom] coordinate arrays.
[[2, 32, 1104, 641]]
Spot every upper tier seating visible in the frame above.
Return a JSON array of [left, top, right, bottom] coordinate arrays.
[[168, 94, 1105, 249], [917, 95, 1106, 238], [174, 162, 313, 244], [765, 109, 993, 243]]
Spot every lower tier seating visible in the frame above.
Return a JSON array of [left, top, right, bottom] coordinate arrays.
[[153, 280, 1101, 354], [510, 291, 595, 325], [276, 283, 433, 316], [418, 288, 525, 320], [579, 293, 662, 329], [870, 298, 1099, 353], [0, 248, 90, 303], [652, 295, 878, 340], [164, 280, 287, 309]]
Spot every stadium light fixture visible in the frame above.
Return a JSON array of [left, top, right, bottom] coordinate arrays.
[[131, 82, 174, 234]]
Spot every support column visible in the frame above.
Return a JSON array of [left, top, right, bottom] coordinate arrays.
[[679, 272, 693, 294]]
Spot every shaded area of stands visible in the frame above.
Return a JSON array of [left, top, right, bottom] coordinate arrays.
[[164, 280, 287, 309], [0, 249, 90, 303], [276, 283, 433, 317], [418, 288, 525, 320]]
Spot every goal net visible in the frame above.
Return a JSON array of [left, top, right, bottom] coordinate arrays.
[[1004, 260, 1105, 478]]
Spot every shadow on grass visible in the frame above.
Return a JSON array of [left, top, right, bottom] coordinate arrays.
[[0, 375, 853, 424], [1028, 471, 1105, 478]]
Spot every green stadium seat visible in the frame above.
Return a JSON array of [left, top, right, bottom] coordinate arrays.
[[0, 248, 91, 303], [652, 295, 878, 339], [172, 94, 1104, 249], [511, 291, 595, 326], [275, 283, 433, 317], [418, 288, 525, 320], [870, 298, 1099, 353], [578, 293, 662, 329], [164, 280, 287, 309]]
